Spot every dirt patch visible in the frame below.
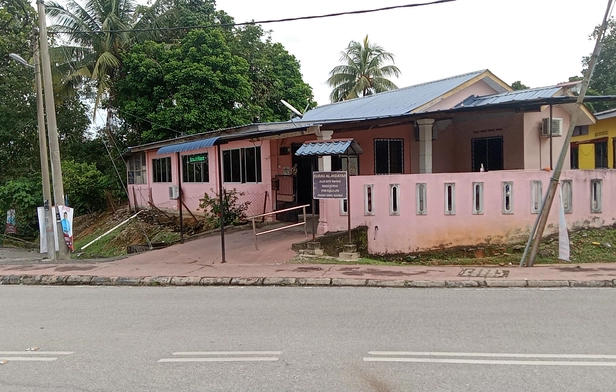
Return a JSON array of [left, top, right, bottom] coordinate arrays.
[[293, 266, 324, 272], [54, 265, 97, 272], [339, 267, 443, 277]]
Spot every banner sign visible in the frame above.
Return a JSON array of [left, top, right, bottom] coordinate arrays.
[[313, 171, 348, 199], [5, 209, 16, 234]]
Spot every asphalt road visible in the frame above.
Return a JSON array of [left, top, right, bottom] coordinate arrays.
[[0, 286, 615, 392]]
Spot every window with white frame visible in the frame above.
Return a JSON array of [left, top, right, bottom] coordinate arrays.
[[152, 157, 172, 183], [127, 153, 146, 184], [223, 146, 262, 183], [182, 153, 209, 183], [374, 139, 403, 174]]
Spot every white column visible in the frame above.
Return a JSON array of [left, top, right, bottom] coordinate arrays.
[[317, 130, 334, 235], [417, 119, 435, 174]]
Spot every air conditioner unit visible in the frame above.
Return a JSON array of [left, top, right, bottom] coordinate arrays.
[[541, 118, 563, 137], [168, 185, 179, 200]]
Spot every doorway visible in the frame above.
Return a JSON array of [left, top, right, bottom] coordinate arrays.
[[292, 143, 317, 214], [471, 136, 504, 171]]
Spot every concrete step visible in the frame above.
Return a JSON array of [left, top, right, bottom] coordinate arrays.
[[338, 251, 360, 261]]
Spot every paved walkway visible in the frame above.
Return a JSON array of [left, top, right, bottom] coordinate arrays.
[[1, 228, 616, 287]]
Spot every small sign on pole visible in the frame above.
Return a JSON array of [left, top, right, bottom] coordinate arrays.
[[313, 171, 348, 199]]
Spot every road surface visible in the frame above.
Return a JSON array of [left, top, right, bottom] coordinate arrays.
[[0, 286, 614, 391]]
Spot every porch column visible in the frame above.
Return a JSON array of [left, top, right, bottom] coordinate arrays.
[[317, 130, 334, 235], [417, 119, 435, 174], [317, 130, 334, 171]]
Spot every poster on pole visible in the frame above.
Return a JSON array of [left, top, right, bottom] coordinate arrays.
[[313, 171, 348, 199], [59, 205, 74, 251], [5, 209, 16, 235], [38, 207, 60, 253]]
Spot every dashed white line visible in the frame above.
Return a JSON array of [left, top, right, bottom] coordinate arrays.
[[158, 350, 282, 363], [367, 351, 616, 359], [159, 357, 279, 363], [363, 357, 616, 367], [0, 351, 74, 356], [172, 351, 282, 356]]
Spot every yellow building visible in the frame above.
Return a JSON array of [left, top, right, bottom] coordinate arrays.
[[571, 109, 616, 169]]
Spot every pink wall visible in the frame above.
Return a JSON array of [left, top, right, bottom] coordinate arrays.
[[322, 170, 615, 254], [426, 79, 503, 112], [523, 106, 571, 170], [128, 139, 274, 217]]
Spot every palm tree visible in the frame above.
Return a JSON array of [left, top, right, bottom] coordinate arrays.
[[45, 0, 173, 113], [327, 35, 401, 102]]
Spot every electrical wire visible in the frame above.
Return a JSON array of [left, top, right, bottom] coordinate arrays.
[[51, 0, 455, 35]]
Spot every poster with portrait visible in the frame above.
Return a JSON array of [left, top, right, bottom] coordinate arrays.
[[5, 209, 16, 235], [38, 207, 59, 253], [58, 205, 74, 251]]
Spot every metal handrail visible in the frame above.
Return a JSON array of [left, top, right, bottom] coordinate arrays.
[[247, 204, 310, 250]]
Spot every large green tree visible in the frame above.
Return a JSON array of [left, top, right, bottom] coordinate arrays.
[[584, 18, 616, 112], [327, 35, 401, 102], [114, 29, 252, 143], [45, 0, 174, 112]]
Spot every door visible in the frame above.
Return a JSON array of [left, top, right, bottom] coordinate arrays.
[[292, 144, 317, 214], [471, 136, 504, 172]]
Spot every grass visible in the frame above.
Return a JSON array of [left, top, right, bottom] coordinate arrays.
[[297, 225, 616, 267]]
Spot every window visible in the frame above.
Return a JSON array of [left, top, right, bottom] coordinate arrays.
[[471, 136, 504, 172], [182, 154, 208, 183], [152, 157, 172, 183], [127, 153, 146, 184], [591, 179, 602, 213], [223, 146, 262, 183], [444, 183, 456, 215], [502, 181, 514, 214], [374, 139, 403, 174], [389, 184, 400, 216], [570, 146, 579, 169], [573, 125, 589, 136], [416, 183, 427, 215], [472, 182, 484, 215], [595, 141, 608, 169]]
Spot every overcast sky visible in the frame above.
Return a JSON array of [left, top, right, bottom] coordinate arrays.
[[215, 0, 612, 107]]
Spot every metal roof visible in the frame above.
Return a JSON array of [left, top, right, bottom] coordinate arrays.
[[295, 139, 363, 156], [157, 137, 221, 154], [300, 70, 507, 122], [455, 86, 563, 108], [595, 108, 616, 120]]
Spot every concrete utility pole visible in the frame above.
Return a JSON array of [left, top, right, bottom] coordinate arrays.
[[523, 0, 614, 267], [36, 0, 70, 259], [33, 41, 56, 260]]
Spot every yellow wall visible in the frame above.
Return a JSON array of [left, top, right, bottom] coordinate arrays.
[[571, 115, 616, 169]]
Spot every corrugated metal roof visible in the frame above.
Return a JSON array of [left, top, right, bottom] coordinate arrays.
[[301, 70, 493, 122], [595, 108, 616, 120], [295, 139, 363, 156], [455, 86, 562, 108], [157, 136, 221, 154]]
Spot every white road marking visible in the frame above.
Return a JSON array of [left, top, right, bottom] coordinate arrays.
[[363, 357, 616, 367], [172, 351, 282, 356], [0, 357, 58, 362], [159, 350, 282, 363], [158, 357, 279, 363], [367, 351, 616, 359], [0, 351, 74, 355]]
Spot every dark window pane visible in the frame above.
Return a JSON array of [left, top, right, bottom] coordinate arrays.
[[245, 147, 256, 183], [375, 140, 389, 174], [231, 149, 241, 182], [390, 140, 403, 173], [256, 147, 262, 182]]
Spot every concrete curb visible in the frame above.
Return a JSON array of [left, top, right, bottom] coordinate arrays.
[[1, 274, 616, 288]]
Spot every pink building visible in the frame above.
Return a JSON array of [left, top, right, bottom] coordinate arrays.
[[127, 70, 611, 255]]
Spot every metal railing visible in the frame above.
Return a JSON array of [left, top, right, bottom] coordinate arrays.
[[247, 204, 310, 250]]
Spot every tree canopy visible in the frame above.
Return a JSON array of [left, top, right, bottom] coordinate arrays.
[[584, 18, 616, 112], [327, 35, 401, 102]]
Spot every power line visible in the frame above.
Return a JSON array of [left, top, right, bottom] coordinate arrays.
[[51, 0, 455, 34]]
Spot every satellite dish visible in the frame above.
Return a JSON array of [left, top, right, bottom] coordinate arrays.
[[280, 99, 303, 118]]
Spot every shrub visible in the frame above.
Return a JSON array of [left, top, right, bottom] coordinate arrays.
[[198, 188, 250, 229]]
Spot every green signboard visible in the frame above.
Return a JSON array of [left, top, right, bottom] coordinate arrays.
[[189, 154, 206, 163]]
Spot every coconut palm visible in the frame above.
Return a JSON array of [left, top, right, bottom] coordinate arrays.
[[45, 0, 173, 113], [327, 35, 401, 102]]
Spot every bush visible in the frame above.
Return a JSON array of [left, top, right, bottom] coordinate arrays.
[[198, 188, 250, 229], [61, 160, 111, 214], [0, 176, 43, 239]]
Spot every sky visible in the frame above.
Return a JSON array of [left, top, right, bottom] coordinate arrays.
[[215, 0, 612, 107]]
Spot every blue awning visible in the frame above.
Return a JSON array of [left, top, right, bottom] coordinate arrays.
[[295, 138, 362, 156], [157, 136, 221, 154]]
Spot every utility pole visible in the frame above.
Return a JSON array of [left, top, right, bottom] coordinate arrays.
[[36, 0, 70, 259], [523, 0, 613, 267], [33, 34, 56, 261]]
